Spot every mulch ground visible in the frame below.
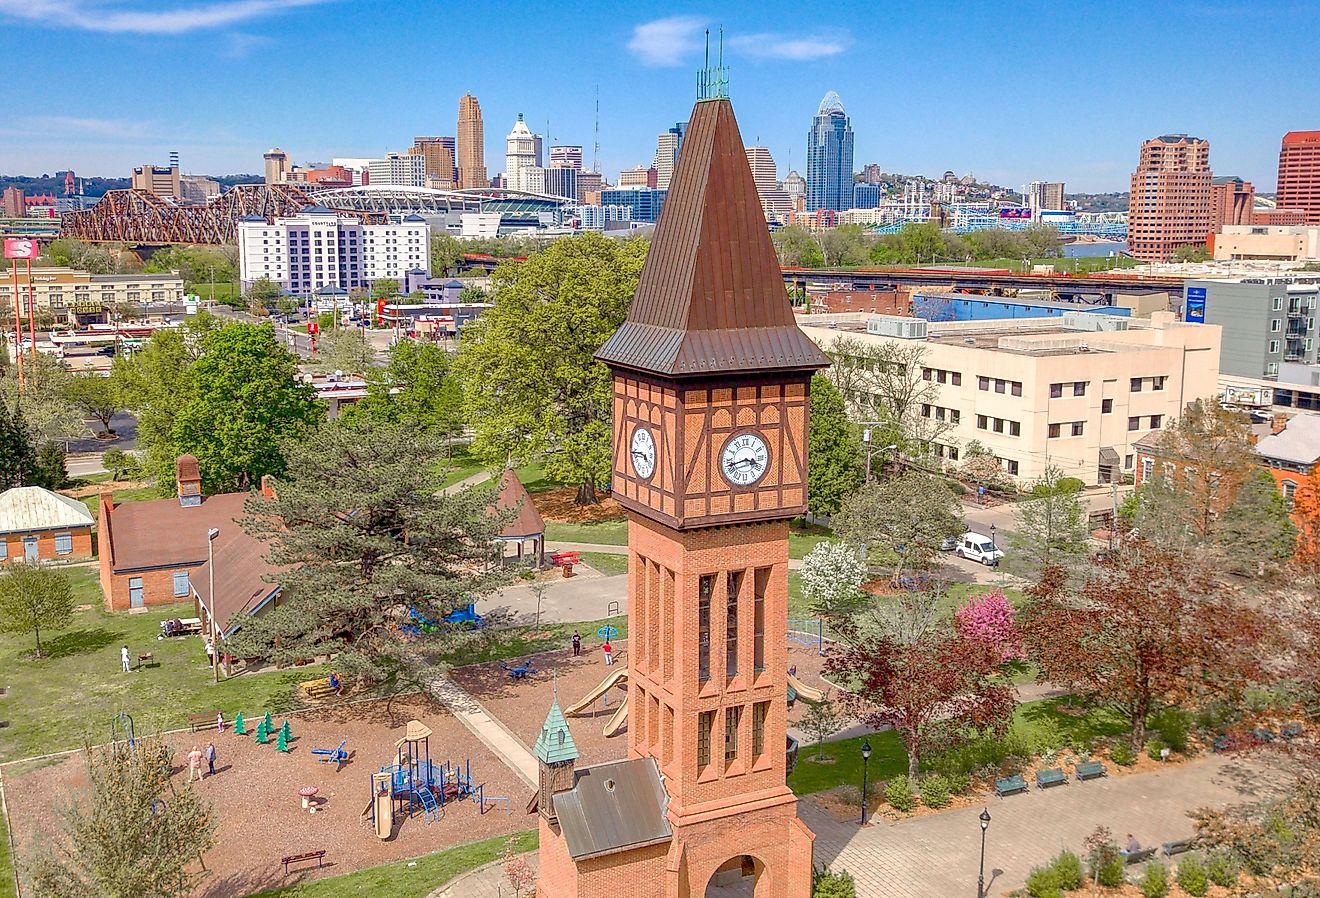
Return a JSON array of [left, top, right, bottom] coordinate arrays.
[[530, 487, 623, 524], [2, 695, 530, 897], [786, 641, 845, 728]]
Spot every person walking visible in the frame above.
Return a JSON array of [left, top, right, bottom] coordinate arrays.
[[602, 640, 613, 666], [187, 746, 204, 783], [571, 631, 581, 657], [121, 645, 132, 673], [204, 742, 217, 778], [216, 711, 225, 732]]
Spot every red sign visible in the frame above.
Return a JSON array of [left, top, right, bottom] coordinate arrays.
[[307, 321, 320, 335], [3, 238, 38, 260]]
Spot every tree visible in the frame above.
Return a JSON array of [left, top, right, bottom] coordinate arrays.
[[1293, 466, 1320, 584], [0, 352, 83, 446], [347, 340, 464, 437], [1022, 224, 1064, 257], [1006, 465, 1090, 579], [1020, 541, 1268, 747], [27, 735, 216, 898], [34, 440, 68, 489], [816, 225, 876, 267], [113, 328, 195, 491], [370, 278, 400, 299], [812, 868, 857, 898], [953, 590, 1025, 663], [807, 375, 863, 516], [801, 698, 845, 761], [170, 323, 322, 493], [65, 371, 123, 436], [771, 224, 825, 267], [228, 415, 512, 704], [431, 233, 467, 275], [457, 233, 647, 504], [242, 277, 282, 308], [828, 588, 1016, 778], [1216, 468, 1297, 577], [833, 472, 962, 583], [1173, 245, 1211, 263], [101, 447, 139, 481], [800, 541, 868, 620], [0, 401, 39, 489], [307, 327, 376, 375], [958, 440, 1013, 491], [0, 563, 74, 657]]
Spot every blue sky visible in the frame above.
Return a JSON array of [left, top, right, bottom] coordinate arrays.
[[0, 0, 1313, 192]]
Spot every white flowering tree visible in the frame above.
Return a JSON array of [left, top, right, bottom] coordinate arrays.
[[800, 540, 869, 620]]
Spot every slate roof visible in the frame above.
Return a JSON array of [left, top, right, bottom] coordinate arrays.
[[0, 487, 95, 535], [596, 98, 829, 379], [533, 700, 579, 765], [552, 757, 672, 860]]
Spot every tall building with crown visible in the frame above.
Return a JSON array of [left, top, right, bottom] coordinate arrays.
[[457, 94, 488, 190], [806, 91, 853, 212], [535, 93, 823, 898]]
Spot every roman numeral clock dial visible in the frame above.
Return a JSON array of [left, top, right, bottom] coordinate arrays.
[[720, 432, 769, 487], [630, 426, 657, 480]]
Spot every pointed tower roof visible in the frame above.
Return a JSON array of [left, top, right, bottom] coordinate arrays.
[[596, 98, 829, 378], [533, 699, 579, 765]]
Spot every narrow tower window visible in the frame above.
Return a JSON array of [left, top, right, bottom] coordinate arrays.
[[726, 570, 743, 679], [698, 574, 713, 682]]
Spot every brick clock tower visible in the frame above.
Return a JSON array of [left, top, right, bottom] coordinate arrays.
[[535, 94, 827, 898]]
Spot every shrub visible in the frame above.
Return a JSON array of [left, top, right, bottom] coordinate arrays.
[[1096, 855, 1125, 888], [1205, 852, 1239, 887], [885, 776, 915, 812], [1051, 850, 1083, 891], [1139, 860, 1169, 898], [1146, 737, 1167, 761], [1085, 828, 1124, 887], [1025, 865, 1062, 898], [1149, 708, 1191, 753], [944, 478, 968, 495], [1110, 742, 1136, 766], [812, 866, 857, 898], [1175, 856, 1208, 897], [919, 774, 952, 809], [944, 771, 972, 795], [1057, 476, 1085, 493]]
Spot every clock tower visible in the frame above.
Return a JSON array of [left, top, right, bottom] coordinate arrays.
[[570, 94, 826, 897]]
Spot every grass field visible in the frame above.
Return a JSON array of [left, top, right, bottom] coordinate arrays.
[[438, 445, 487, 490], [0, 568, 317, 763], [190, 282, 241, 304], [77, 484, 163, 518], [580, 551, 628, 577], [249, 831, 537, 898]]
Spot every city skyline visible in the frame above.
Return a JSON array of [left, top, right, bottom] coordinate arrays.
[[0, 0, 1313, 192]]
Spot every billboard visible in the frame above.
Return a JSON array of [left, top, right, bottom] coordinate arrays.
[[998, 207, 1031, 220], [1185, 286, 1207, 323], [3, 238, 39, 260]]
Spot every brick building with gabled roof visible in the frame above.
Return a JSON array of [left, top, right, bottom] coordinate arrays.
[[0, 486, 95, 564]]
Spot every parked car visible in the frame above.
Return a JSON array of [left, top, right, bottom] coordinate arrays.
[[939, 535, 958, 551], [955, 531, 1003, 566]]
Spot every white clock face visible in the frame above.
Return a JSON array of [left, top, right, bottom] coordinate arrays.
[[721, 432, 770, 487], [630, 426, 657, 480]]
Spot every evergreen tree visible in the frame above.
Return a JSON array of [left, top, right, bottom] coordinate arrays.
[[33, 440, 68, 489], [807, 374, 863, 517], [0, 402, 39, 489], [1217, 468, 1297, 577]]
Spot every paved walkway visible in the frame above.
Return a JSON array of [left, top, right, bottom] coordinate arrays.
[[803, 752, 1274, 898], [546, 540, 806, 571], [428, 854, 540, 898], [423, 672, 539, 789], [477, 572, 629, 625]]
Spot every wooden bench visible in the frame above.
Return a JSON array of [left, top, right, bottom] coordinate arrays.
[[1162, 838, 1197, 857], [281, 850, 326, 875], [1123, 847, 1157, 865], [1075, 760, 1108, 781], [1035, 767, 1067, 789], [994, 774, 1027, 797], [188, 711, 220, 733], [300, 678, 340, 700]]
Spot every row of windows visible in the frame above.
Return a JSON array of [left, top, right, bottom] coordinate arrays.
[[976, 414, 1021, 436], [695, 701, 771, 770], [978, 375, 1023, 397], [921, 367, 962, 386], [697, 568, 768, 683], [921, 404, 961, 424], [1141, 457, 1302, 511], [1048, 421, 1085, 438], [1130, 376, 1167, 392], [1050, 381, 1088, 398], [1128, 414, 1164, 431], [0, 532, 75, 560]]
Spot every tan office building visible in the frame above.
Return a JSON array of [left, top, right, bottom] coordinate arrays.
[[800, 311, 1221, 486], [131, 163, 181, 198], [7, 267, 185, 318], [1211, 225, 1320, 262], [1127, 134, 1212, 262], [457, 94, 488, 189]]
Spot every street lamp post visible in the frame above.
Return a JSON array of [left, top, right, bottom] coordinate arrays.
[[206, 527, 220, 684], [977, 808, 991, 898], [861, 426, 898, 482], [859, 740, 872, 825]]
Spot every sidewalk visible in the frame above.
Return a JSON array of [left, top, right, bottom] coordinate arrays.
[[428, 854, 539, 898], [423, 672, 539, 789]]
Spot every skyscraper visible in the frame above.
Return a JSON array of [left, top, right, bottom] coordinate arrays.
[[1027, 181, 1066, 212], [549, 145, 583, 170], [263, 148, 289, 185], [1210, 176, 1254, 229], [806, 91, 854, 212], [745, 146, 791, 220], [1276, 131, 1320, 225], [457, 94, 487, 190], [411, 136, 456, 189], [505, 114, 543, 193], [653, 122, 686, 190], [1127, 134, 1212, 262]]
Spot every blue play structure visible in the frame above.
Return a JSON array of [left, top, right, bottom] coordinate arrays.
[[312, 739, 349, 769], [366, 720, 507, 833], [444, 603, 484, 627], [400, 604, 484, 636]]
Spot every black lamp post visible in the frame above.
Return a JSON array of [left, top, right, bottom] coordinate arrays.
[[859, 740, 872, 825], [977, 808, 991, 898]]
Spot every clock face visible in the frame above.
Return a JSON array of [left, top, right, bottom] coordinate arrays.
[[721, 432, 770, 487], [630, 426, 657, 480]]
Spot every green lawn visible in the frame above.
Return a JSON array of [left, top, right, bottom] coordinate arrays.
[[1012, 695, 1129, 751], [787, 576, 1025, 622], [543, 518, 628, 546], [438, 445, 487, 490], [78, 484, 162, 518], [249, 831, 537, 898], [580, 552, 628, 577], [190, 282, 241, 303], [0, 800, 14, 898], [0, 568, 316, 763], [789, 730, 908, 795], [438, 615, 627, 667]]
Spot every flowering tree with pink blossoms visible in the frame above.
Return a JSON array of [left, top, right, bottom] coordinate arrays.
[[954, 590, 1025, 662]]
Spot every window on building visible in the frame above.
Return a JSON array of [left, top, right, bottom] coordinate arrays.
[[1049, 423, 1061, 438], [1006, 459, 1019, 475], [993, 418, 1004, 433], [1125, 454, 1134, 469], [951, 372, 962, 386], [698, 574, 713, 683], [752, 701, 769, 758], [1274, 297, 1284, 311], [0, 541, 8, 560], [1128, 416, 1140, 431], [726, 570, 742, 679], [1073, 382, 1088, 397], [1102, 398, 1114, 414], [951, 410, 961, 425], [54, 533, 73, 555], [1283, 480, 1298, 511], [1271, 319, 1282, 333], [995, 379, 1006, 394], [753, 568, 767, 672], [976, 414, 987, 430], [1009, 420, 1020, 436], [1131, 377, 1143, 392], [697, 710, 714, 768], [1071, 421, 1084, 437], [1050, 383, 1063, 398], [1141, 458, 1153, 481], [1150, 414, 1163, 428], [1153, 376, 1166, 391], [1269, 340, 1281, 355], [725, 706, 742, 764], [948, 446, 960, 461], [922, 404, 932, 418], [978, 376, 989, 391], [1011, 381, 1022, 397]]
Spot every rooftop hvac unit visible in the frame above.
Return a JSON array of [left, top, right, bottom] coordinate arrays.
[[1062, 312, 1129, 332], [866, 315, 928, 340]]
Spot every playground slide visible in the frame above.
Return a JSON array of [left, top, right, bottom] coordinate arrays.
[[787, 673, 826, 704], [371, 772, 392, 840], [602, 697, 629, 738], [563, 669, 629, 717]]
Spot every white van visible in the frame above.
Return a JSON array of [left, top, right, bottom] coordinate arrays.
[[955, 531, 1004, 566]]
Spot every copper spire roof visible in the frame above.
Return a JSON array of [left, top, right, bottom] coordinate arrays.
[[596, 98, 829, 378]]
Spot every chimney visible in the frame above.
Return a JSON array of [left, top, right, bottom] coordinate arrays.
[[176, 455, 202, 507], [1271, 415, 1288, 436], [99, 489, 114, 516]]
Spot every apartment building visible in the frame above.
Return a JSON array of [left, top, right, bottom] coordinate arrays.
[[366, 152, 426, 188], [6, 266, 184, 316], [799, 311, 1221, 486], [1185, 278, 1319, 378], [1127, 134, 1212, 262], [237, 209, 430, 294], [1210, 177, 1254, 229]]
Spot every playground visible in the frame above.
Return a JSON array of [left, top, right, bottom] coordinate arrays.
[[1, 695, 526, 897]]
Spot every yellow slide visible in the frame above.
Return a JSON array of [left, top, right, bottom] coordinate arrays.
[[603, 697, 629, 737], [563, 669, 629, 717], [788, 672, 826, 704]]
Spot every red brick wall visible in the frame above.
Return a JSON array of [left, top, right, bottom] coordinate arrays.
[[810, 288, 908, 315], [0, 527, 93, 564]]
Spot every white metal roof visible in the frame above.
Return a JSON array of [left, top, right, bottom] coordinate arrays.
[[0, 487, 96, 534], [1255, 414, 1320, 466]]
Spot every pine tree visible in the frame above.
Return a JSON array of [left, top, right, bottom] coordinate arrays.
[[0, 402, 39, 488], [1217, 468, 1297, 577]]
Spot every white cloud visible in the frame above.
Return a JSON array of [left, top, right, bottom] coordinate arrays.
[[728, 32, 846, 61], [628, 15, 707, 67], [0, 0, 330, 35]]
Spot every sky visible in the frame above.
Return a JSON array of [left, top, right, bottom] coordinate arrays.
[[0, 0, 1314, 193]]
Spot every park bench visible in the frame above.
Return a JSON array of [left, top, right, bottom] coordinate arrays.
[[280, 850, 326, 875], [1251, 727, 1276, 743], [1162, 838, 1198, 857], [1123, 847, 1157, 865], [188, 711, 220, 733], [1075, 760, 1107, 781], [1281, 722, 1304, 740], [300, 677, 340, 700], [994, 775, 1027, 797], [1035, 767, 1067, 789]]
